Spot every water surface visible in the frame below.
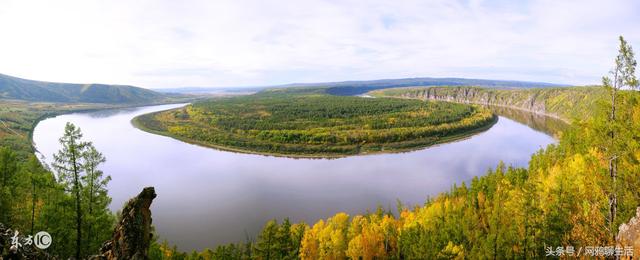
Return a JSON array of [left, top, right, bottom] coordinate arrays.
[[33, 104, 556, 251]]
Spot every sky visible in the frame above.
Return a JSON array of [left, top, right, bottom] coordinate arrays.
[[0, 0, 638, 89]]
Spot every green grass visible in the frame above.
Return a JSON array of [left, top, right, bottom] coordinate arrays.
[[133, 92, 496, 157]]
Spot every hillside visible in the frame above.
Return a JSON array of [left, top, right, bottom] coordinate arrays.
[[0, 73, 167, 104], [370, 86, 605, 121]]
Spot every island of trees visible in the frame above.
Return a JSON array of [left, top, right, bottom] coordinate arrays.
[[134, 92, 496, 157]]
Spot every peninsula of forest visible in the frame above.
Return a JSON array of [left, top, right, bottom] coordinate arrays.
[[132, 89, 497, 157]]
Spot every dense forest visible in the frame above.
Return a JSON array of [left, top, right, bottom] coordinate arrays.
[[134, 93, 495, 157], [1, 122, 115, 259]]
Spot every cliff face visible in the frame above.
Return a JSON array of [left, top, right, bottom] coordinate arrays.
[[376, 86, 605, 121], [92, 187, 157, 260], [407, 87, 549, 116]]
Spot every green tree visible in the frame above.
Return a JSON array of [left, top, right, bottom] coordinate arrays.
[[255, 219, 279, 259], [274, 218, 293, 259], [81, 145, 113, 254], [21, 156, 51, 234], [0, 146, 18, 224], [53, 122, 87, 259], [289, 222, 308, 259], [45, 124, 115, 258], [601, 36, 638, 236]]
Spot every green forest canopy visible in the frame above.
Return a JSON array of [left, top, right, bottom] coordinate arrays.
[[134, 92, 496, 157]]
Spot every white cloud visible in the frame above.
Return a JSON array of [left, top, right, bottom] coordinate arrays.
[[0, 0, 638, 88]]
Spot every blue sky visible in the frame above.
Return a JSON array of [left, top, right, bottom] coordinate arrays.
[[0, 0, 638, 88]]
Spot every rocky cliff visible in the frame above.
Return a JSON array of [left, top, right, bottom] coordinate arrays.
[[91, 187, 157, 260], [372, 86, 605, 121]]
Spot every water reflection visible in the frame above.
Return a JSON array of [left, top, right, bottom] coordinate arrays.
[[33, 104, 556, 251], [86, 107, 151, 118], [488, 106, 569, 137]]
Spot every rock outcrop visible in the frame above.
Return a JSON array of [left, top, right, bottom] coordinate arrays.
[[401, 87, 556, 117], [617, 207, 640, 259], [387, 86, 604, 122], [92, 187, 157, 260]]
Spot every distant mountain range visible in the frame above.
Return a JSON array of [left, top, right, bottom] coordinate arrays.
[[1, 73, 568, 103], [0, 73, 167, 104], [284, 77, 568, 95], [153, 86, 264, 95], [157, 77, 568, 96]]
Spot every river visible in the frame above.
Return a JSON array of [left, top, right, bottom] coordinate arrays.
[[33, 103, 558, 251]]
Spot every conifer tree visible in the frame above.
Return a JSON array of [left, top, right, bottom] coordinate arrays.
[[601, 36, 638, 236]]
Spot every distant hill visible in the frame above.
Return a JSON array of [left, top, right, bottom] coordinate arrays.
[[0, 73, 167, 104], [161, 77, 567, 96], [153, 87, 263, 95], [287, 77, 568, 95]]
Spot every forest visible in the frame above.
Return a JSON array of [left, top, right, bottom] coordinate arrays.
[[1, 122, 115, 259], [134, 93, 496, 157]]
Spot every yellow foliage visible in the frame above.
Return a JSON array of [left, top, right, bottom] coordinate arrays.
[[300, 219, 324, 260], [438, 241, 465, 260]]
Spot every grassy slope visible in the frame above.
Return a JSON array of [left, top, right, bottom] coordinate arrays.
[[370, 86, 606, 121]]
